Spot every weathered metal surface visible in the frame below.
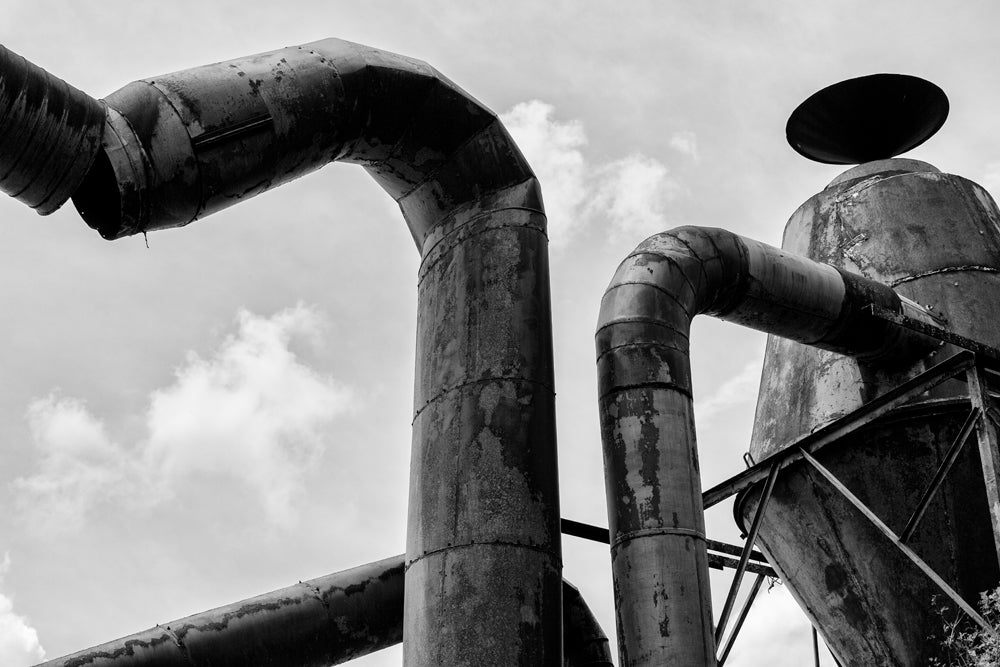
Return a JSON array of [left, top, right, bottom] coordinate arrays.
[[798, 447, 992, 632], [2, 39, 560, 665], [38, 555, 609, 667], [38, 555, 406, 667], [899, 406, 980, 543], [746, 159, 1000, 665], [0, 44, 105, 214], [563, 581, 615, 667], [596, 225, 932, 666], [706, 350, 976, 509]]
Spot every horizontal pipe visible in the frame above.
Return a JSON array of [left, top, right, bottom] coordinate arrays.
[[37, 555, 612, 667], [596, 226, 936, 666], [37, 555, 405, 667]]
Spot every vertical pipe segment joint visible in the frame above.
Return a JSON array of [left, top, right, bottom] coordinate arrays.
[[596, 226, 935, 666]]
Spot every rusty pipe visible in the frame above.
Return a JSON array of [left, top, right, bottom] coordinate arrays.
[[1, 41, 560, 664], [37, 555, 405, 667], [37, 556, 612, 667], [596, 226, 936, 666], [0, 44, 104, 214]]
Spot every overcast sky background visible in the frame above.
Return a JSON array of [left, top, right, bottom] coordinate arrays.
[[3, 2, 1000, 665]]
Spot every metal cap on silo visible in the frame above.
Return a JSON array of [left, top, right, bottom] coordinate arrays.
[[786, 73, 949, 164], [0, 43, 105, 215]]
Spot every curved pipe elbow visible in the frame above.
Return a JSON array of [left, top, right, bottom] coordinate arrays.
[[596, 225, 938, 665], [596, 226, 936, 402], [65, 38, 537, 244]]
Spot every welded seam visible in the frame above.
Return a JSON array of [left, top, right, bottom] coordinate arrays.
[[670, 232, 716, 294], [140, 80, 206, 224], [405, 540, 562, 571], [597, 380, 693, 402], [419, 203, 545, 262], [412, 375, 554, 423], [417, 216, 547, 283], [596, 339, 687, 358], [158, 624, 196, 665], [594, 316, 691, 342], [602, 279, 693, 319], [610, 526, 706, 551], [888, 265, 1000, 287], [393, 117, 511, 203], [618, 250, 702, 303]]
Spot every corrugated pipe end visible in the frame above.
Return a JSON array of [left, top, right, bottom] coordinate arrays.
[[0, 44, 105, 215]]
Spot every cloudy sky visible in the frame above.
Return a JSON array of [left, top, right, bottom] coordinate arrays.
[[3, 1, 1000, 665]]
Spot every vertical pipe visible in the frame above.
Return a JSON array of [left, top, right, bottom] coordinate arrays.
[[597, 226, 934, 666], [0, 40, 562, 665], [405, 175, 561, 665]]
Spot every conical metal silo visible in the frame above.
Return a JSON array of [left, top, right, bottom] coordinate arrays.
[[741, 156, 1000, 665]]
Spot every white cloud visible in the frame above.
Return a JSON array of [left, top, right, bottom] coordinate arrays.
[[501, 100, 686, 248], [591, 154, 685, 244], [696, 359, 763, 422], [13, 396, 146, 534], [0, 554, 45, 666], [726, 583, 838, 666], [669, 130, 699, 160], [14, 304, 355, 531]]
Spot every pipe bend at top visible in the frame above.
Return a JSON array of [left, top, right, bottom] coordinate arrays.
[[67, 37, 541, 246], [1, 41, 560, 665], [595, 225, 935, 667]]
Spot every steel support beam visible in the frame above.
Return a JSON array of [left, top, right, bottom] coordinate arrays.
[[899, 406, 981, 543], [967, 364, 1000, 568], [703, 350, 976, 510], [715, 461, 779, 647], [800, 447, 995, 633], [716, 573, 766, 666]]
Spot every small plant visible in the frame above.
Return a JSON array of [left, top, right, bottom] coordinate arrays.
[[929, 588, 1000, 666]]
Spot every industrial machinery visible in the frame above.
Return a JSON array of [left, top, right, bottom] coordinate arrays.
[[2, 38, 999, 667]]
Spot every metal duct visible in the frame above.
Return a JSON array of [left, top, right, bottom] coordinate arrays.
[[1, 41, 560, 665], [0, 44, 104, 214], [596, 225, 936, 666], [37, 556, 612, 667]]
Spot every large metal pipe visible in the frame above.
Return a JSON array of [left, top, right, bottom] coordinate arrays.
[[743, 158, 1000, 664], [37, 556, 612, 667], [1, 41, 561, 665], [0, 44, 104, 214], [596, 226, 936, 666]]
